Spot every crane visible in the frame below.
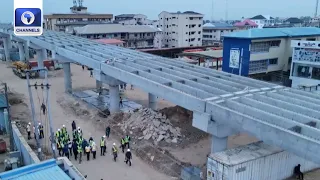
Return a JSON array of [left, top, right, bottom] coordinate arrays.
[[316, 0, 319, 17]]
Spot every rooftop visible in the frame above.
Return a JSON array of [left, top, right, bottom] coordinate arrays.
[[285, 17, 303, 24], [0, 159, 71, 180], [250, 15, 274, 20], [74, 24, 160, 34], [234, 19, 258, 27], [94, 38, 124, 45], [55, 21, 111, 26], [203, 22, 236, 29], [115, 14, 136, 18], [178, 50, 223, 59], [224, 27, 320, 39]]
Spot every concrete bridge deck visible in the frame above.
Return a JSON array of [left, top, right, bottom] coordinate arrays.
[[1, 26, 320, 165]]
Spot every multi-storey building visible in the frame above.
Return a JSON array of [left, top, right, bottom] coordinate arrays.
[[202, 22, 237, 45], [44, 5, 113, 32], [114, 14, 155, 25], [73, 24, 162, 49], [158, 11, 203, 48], [290, 40, 320, 89], [221, 27, 320, 80], [250, 15, 275, 28]]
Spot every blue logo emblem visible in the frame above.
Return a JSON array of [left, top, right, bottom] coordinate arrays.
[[15, 8, 41, 27]]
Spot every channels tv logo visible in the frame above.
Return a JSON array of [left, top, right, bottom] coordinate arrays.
[[14, 8, 42, 36]]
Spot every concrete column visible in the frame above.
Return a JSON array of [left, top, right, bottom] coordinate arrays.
[[96, 80, 102, 90], [109, 85, 120, 113], [51, 50, 56, 59], [18, 42, 25, 61], [2, 38, 10, 61], [63, 63, 72, 93], [36, 49, 45, 78], [211, 135, 227, 153], [42, 49, 47, 59], [24, 41, 29, 61], [148, 93, 157, 110]]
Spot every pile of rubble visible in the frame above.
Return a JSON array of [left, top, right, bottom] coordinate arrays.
[[119, 108, 182, 144]]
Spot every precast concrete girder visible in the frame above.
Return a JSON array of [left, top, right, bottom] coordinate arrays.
[[220, 99, 320, 140], [112, 62, 214, 99], [265, 91, 320, 111], [131, 59, 240, 93], [122, 60, 228, 95], [54, 54, 74, 63], [235, 95, 320, 129], [99, 73, 123, 86], [251, 93, 320, 120], [140, 57, 248, 90], [206, 102, 320, 164], [100, 63, 206, 112], [289, 88, 320, 101], [278, 89, 320, 105], [192, 111, 237, 137]]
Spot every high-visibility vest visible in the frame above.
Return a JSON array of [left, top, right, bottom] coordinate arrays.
[[39, 125, 43, 131], [121, 138, 125, 145], [92, 145, 96, 151], [89, 141, 93, 147], [125, 136, 130, 143], [100, 139, 104, 147], [112, 146, 117, 153], [56, 131, 60, 137], [85, 146, 90, 153], [61, 143, 64, 148], [57, 142, 61, 148]]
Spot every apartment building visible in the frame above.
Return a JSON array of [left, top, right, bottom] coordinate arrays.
[[44, 5, 113, 32], [250, 15, 275, 28], [202, 22, 237, 45], [222, 27, 320, 78], [114, 14, 155, 25], [290, 40, 320, 89], [73, 24, 162, 49], [158, 11, 204, 48]]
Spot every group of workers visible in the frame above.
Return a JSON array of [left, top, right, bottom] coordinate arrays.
[[53, 121, 132, 166], [26, 122, 44, 140]]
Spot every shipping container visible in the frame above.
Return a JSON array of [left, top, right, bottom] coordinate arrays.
[[207, 141, 319, 180]]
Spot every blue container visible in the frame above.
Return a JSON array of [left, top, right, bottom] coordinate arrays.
[[181, 166, 202, 180]]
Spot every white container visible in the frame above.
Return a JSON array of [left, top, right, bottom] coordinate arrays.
[[207, 141, 320, 180]]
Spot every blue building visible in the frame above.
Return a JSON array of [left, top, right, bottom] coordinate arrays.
[[222, 27, 320, 78]]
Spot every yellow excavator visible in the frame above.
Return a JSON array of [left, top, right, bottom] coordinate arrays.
[[11, 61, 37, 79]]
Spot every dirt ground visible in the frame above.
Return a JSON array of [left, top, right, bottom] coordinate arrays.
[[0, 61, 266, 179]]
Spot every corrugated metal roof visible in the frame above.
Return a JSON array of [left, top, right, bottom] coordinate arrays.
[[209, 141, 283, 166], [224, 27, 320, 39], [0, 159, 71, 180], [74, 24, 160, 34], [203, 22, 235, 29], [0, 93, 7, 108]]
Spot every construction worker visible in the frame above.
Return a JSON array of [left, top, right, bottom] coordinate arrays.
[[89, 137, 93, 147], [57, 140, 62, 156], [119, 97, 123, 108], [120, 137, 126, 153], [56, 129, 61, 140], [33, 126, 36, 139], [85, 144, 91, 161], [62, 125, 67, 136], [72, 140, 78, 161], [71, 121, 76, 131], [100, 136, 106, 156], [68, 139, 73, 157], [77, 143, 83, 164], [124, 135, 131, 149], [38, 123, 44, 139], [63, 142, 69, 159], [26, 122, 31, 140], [125, 149, 132, 166], [112, 143, 118, 162], [77, 127, 83, 138], [105, 126, 110, 138], [91, 141, 97, 159]]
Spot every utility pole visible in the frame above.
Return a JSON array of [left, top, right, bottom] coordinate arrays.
[[26, 70, 42, 159], [315, 0, 319, 17], [239, 48, 243, 76], [3, 83, 14, 151], [44, 70, 56, 158]]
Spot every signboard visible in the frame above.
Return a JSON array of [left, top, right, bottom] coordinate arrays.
[[229, 49, 240, 68]]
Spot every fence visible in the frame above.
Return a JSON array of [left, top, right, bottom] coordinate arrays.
[[11, 122, 40, 165]]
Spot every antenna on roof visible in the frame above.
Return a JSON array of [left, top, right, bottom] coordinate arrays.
[[315, 0, 319, 17], [73, 0, 77, 7], [78, 0, 83, 7]]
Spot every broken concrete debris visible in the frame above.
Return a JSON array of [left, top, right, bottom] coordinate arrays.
[[119, 108, 181, 144]]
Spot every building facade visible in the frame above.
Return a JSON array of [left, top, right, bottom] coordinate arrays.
[[74, 24, 162, 49], [43, 5, 113, 32], [202, 22, 237, 45], [250, 15, 275, 28], [290, 40, 320, 89], [158, 11, 203, 48], [222, 27, 320, 77]]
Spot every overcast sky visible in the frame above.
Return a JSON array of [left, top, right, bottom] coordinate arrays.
[[1, 0, 317, 23]]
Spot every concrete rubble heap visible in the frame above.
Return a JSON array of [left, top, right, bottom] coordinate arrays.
[[119, 108, 182, 144]]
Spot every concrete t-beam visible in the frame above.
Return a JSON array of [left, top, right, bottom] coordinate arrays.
[[62, 62, 72, 93]]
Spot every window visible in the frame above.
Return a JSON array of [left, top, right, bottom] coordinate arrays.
[[198, 38, 201, 41], [231, 30, 233, 32], [214, 30, 216, 32], [251, 42, 270, 53], [249, 60, 268, 74], [270, 40, 281, 47], [288, 57, 292, 64], [198, 24, 201, 27], [221, 30, 224, 33], [172, 17, 176, 19], [312, 67, 320, 80], [297, 65, 310, 78], [172, 24, 176, 26], [190, 17, 193, 20], [307, 38, 316, 41], [186, 25, 188, 27], [198, 31, 201, 34], [268, 58, 278, 65], [186, 32, 188, 34]]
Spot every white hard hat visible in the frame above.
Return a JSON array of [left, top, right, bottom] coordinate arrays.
[[58, 129, 60, 131], [113, 143, 116, 146], [38, 123, 41, 125], [28, 122, 31, 125], [62, 125, 65, 127], [127, 149, 130, 152], [78, 127, 80, 129], [103, 135, 106, 138]]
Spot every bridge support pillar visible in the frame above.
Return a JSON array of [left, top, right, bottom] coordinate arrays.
[[18, 42, 25, 61], [24, 41, 29, 61], [2, 38, 10, 61], [96, 80, 102, 93], [148, 93, 157, 110], [109, 85, 120, 113], [36, 49, 45, 78], [63, 62, 72, 93], [211, 135, 227, 153]]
